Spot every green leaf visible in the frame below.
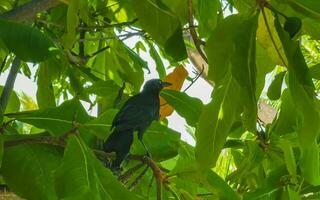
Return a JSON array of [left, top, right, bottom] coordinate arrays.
[[206, 170, 241, 200], [275, 16, 320, 185], [5, 99, 92, 136], [132, 0, 187, 61], [80, 109, 118, 139], [84, 80, 120, 97], [37, 62, 56, 109], [0, 19, 57, 62], [272, 89, 297, 135], [277, 139, 297, 178], [131, 122, 181, 161], [160, 90, 203, 127], [267, 71, 286, 100], [54, 136, 142, 200], [256, 43, 276, 96], [196, 0, 219, 38], [2, 144, 62, 200], [195, 76, 241, 170], [288, 0, 320, 20], [205, 13, 259, 132], [0, 86, 20, 113], [309, 63, 320, 79], [147, 41, 166, 79], [61, 0, 79, 49]]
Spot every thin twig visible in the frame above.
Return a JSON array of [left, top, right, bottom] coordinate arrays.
[[79, 21, 86, 60], [129, 155, 165, 200], [147, 175, 155, 199], [88, 46, 110, 58], [118, 163, 145, 184], [78, 32, 144, 42], [78, 19, 138, 31], [128, 165, 149, 190], [0, 55, 8, 74], [187, 0, 208, 63], [183, 65, 204, 92]]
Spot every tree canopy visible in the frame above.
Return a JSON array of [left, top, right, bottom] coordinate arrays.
[[0, 0, 320, 199]]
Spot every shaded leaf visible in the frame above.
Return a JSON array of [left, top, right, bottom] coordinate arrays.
[[0, 19, 57, 62], [284, 17, 302, 38], [2, 144, 62, 200], [54, 136, 142, 200], [131, 122, 181, 161]]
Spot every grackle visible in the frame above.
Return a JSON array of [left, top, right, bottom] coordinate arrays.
[[103, 79, 171, 170]]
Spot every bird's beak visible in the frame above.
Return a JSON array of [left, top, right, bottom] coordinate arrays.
[[161, 82, 172, 88]]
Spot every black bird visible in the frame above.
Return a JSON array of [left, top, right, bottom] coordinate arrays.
[[103, 79, 171, 170]]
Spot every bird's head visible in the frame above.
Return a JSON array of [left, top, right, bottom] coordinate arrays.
[[142, 79, 172, 93]]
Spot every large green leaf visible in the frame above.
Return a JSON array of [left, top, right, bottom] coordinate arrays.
[[131, 122, 181, 161], [2, 144, 62, 200], [160, 90, 203, 127], [287, 0, 320, 20], [54, 136, 142, 200], [0, 19, 57, 62], [196, 0, 219, 38], [205, 13, 259, 132], [132, 0, 187, 61], [275, 16, 320, 185], [5, 99, 92, 136], [195, 76, 241, 170]]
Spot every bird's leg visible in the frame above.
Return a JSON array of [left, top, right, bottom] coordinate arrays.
[[137, 130, 152, 158], [140, 139, 152, 158]]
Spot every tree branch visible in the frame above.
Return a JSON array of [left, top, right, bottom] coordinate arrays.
[[187, 0, 208, 63], [0, 0, 61, 22], [0, 57, 20, 117]]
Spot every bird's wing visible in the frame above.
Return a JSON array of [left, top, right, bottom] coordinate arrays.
[[112, 94, 159, 132]]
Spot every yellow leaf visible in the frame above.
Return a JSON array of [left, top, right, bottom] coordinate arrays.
[[160, 65, 188, 119]]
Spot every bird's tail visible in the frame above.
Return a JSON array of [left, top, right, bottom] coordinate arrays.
[[103, 129, 133, 170]]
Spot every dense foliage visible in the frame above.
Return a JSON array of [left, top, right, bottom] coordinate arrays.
[[0, 0, 320, 199]]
